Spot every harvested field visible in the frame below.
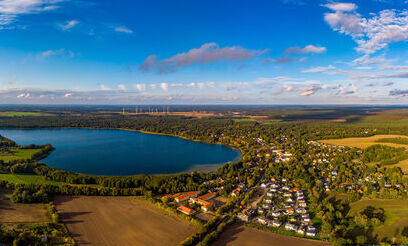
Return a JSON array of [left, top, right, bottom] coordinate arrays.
[[54, 196, 199, 246], [319, 135, 408, 149], [0, 190, 48, 223], [320, 135, 408, 171], [212, 224, 330, 246]]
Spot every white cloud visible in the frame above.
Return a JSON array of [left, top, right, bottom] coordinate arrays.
[[133, 83, 146, 92], [41, 48, 65, 57], [302, 65, 336, 73], [114, 26, 133, 34], [16, 92, 30, 98], [100, 84, 111, 91], [284, 45, 327, 54], [140, 42, 267, 73], [380, 64, 408, 70], [160, 82, 168, 91], [64, 93, 72, 97], [324, 4, 408, 55], [298, 86, 321, 96], [323, 2, 357, 12], [58, 20, 79, 31], [0, 0, 64, 26], [117, 84, 126, 90]]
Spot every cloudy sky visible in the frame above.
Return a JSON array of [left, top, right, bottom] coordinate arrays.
[[1, 0, 408, 104]]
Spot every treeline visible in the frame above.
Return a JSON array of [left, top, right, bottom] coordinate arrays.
[[32, 165, 214, 194], [180, 216, 236, 246], [0, 180, 145, 197], [362, 144, 408, 165], [10, 187, 50, 203], [375, 137, 408, 145]]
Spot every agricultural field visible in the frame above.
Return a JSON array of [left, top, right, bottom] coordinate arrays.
[[0, 111, 54, 117], [212, 224, 330, 246], [348, 198, 408, 242], [0, 148, 43, 163], [0, 189, 49, 223], [0, 174, 62, 186], [319, 135, 408, 149], [320, 135, 408, 171], [54, 196, 199, 246]]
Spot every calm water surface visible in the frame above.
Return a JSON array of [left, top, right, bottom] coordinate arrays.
[[0, 129, 241, 175]]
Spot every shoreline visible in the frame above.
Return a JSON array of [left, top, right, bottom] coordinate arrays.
[[0, 127, 243, 175]]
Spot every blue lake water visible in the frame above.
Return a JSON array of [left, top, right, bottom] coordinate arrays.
[[0, 129, 241, 176]]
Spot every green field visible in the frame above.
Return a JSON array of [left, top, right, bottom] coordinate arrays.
[[233, 118, 254, 123], [320, 135, 408, 171], [0, 174, 61, 186], [0, 148, 43, 163], [349, 198, 408, 241], [0, 111, 53, 117]]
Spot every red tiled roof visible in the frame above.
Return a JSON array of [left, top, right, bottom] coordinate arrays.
[[177, 205, 195, 215]]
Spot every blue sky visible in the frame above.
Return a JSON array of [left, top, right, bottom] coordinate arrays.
[[1, 0, 408, 104]]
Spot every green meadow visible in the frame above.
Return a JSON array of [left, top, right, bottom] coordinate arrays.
[[349, 198, 408, 241], [0, 174, 61, 186], [0, 148, 43, 163]]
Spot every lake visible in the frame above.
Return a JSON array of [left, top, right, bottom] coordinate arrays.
[[0, 129, 241, 176]]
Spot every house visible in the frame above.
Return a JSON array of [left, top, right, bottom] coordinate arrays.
[[266, 192, 273, 197], [286, 197, 294, 203], [296, 208, 307, 214], [175, 191, 199, 203], [285, 208, 294, 215], [258, 208, 265, 214], [202, 203, 213, 212], [301, 214, 310, 219], [297, 227, 306, 235], [306, 226, 317, 237], [262, 204, 271, 209], [283, 192, 292, 197], [177, 205, 196, 216], [265, 199, 272, 204], [238, 208, 255, 222], [270, 220, 282, 227], [284, 203, 293, 208], [271, 211, 281, 217], [282, 186, 290, 191], [258, 217, 267, 225], [298, 202, 307, 208], [191, 198, 214, 212], [198, 192, 217, 201], [231, 188, 241, 197], [285, 223, 298, 231], [270, 183, 280, 189]]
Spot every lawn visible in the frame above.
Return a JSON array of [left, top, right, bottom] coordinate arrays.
[[349, 198, 408, 242], [0, 111, 53, 117], [0, 174, 61, 186], [0, 148, 43, 163]]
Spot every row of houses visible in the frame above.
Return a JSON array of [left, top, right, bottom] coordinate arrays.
[[255, 178, 318, 237]]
